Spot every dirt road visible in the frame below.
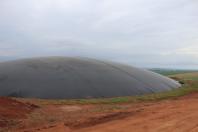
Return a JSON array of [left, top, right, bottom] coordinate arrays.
[[2, 93, 198, 132], [38, 93, 198, 132], [78, 95, 198, 132]]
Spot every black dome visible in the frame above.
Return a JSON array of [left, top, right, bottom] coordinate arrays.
[[0, 57, 181, 99]]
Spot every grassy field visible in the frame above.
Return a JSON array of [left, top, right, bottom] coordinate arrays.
[[18, 72, 198, 105], [150, 68, 198, 76]]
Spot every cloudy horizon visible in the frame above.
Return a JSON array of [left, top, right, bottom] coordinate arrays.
[[0, 0, 198, 69]]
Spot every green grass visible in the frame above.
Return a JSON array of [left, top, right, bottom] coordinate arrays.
[[151, 69, 198, 76], [18, 72, 198, 105]]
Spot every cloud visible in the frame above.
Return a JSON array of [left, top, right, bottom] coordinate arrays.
[[0, 0, 197, 69], [161, 44, 198, 58]]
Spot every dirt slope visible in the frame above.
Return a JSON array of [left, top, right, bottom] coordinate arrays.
[[34, 93, 198, 132], [77, 93, 198, 132], [1, 92, 198, 132], [0, 97, 38, 128]]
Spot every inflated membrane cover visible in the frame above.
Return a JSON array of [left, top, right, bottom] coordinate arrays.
[[0, 57, 181, 99]]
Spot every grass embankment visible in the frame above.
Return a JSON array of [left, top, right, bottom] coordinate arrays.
[[151, 69, 198, 76], [18, 72, 198, 105]]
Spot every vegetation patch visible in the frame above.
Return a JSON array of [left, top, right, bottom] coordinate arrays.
[[151, 69, 198, 76]]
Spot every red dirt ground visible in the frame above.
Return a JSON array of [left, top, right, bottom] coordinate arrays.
[[0, 97, 38, 128], [1, 93, 198, 132]]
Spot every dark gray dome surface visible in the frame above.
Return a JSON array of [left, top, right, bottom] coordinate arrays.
[[0, 57, 181, 99]]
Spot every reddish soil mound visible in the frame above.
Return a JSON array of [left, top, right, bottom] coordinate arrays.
[[0, 97, 38, 127]]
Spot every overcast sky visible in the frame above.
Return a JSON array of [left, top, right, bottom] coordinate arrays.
[[0, 0, 198, 69]]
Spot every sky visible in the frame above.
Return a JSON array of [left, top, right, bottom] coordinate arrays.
[[0, 0, 198, 69]]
